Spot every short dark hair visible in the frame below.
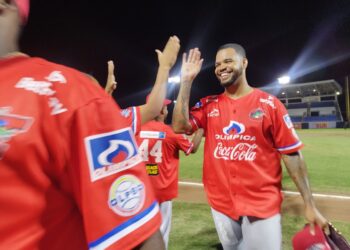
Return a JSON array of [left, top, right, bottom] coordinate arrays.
[[217, 43, 246, 58]]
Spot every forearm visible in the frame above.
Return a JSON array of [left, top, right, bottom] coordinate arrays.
[[172, 79, 193, 133], [140, 66, 170, 124], [282, 151, 316, 207], [190, 128, 204, 153]]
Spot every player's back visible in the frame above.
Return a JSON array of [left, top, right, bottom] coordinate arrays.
[[137, 120, 193, 203], [0, 56, 161, 249]]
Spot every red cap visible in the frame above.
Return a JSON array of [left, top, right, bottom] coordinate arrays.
[[15, 0, 30, 24], [292, 224, 331, 250], [146, 94, 172, 106]]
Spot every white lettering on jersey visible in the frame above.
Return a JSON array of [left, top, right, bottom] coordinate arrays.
[[208, 109, 220, 117], [214, 142, 257, 161], [215, 134, 256, 141], [45, 71, 67, 84], [16, 78, 55, 96], [259, 96, 276, 109], [49, 97, 68, 115]]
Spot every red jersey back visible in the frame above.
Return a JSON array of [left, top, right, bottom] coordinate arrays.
[[189, 89, 303, 220], [137, 120, 193, 203], [0, 56, 160, 250]]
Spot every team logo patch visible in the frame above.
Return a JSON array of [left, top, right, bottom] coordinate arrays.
[[146, 163, 159, 175], [0, 107, 33, 159], [283, 114, 293, 129], [249, 108, 265, 120], [194, 101, 202, 108], [223, 121, 245, 135], [85, 128, 141, 182], [108, 175, 145, 216]]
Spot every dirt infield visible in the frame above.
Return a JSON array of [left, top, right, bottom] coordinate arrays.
[[176, 182, 350, 222]]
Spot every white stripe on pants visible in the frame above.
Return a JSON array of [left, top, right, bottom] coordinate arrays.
[[211, 207, 282, 250]]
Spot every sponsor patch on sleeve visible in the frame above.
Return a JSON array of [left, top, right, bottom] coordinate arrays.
[[283, 114, 293, 129], [108, 175, 145, 216], [84, 128, 142, 182]]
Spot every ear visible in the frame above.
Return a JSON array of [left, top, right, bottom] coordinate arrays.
[[243, 58, 248, 69]]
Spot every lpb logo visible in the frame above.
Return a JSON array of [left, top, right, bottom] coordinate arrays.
[[108, 175, 145, 216]]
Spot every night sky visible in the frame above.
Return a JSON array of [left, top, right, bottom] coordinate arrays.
[[21, 0, 350, 110]]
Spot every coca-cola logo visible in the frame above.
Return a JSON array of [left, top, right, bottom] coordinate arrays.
[[214, 142, 257, 161]]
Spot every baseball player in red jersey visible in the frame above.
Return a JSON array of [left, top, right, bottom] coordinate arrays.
[[0, 1, 179, 249], [136, 96, 204, 249], [172, 46, 328, 249]]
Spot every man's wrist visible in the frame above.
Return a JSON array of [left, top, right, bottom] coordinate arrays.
[[181, 77, 194, 85], [158, 64, 172, 71]]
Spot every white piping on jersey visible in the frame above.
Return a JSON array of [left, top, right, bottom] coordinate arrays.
[[89, 202, 159, 250], [190, 117, 199, 131], [277, 141, 303, 152], [132, 106, 137, 134], [185, 143, 194, 155]]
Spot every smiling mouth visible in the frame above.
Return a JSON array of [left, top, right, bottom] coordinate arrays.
[[218, 72, 232, 81]]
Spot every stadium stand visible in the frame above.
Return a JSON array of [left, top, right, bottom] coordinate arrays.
[[260, 80, 344, 129]]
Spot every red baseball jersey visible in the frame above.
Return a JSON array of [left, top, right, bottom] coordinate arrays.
[[0, 56, 161, 250], [120, 106, 141, 136], [189, 89, 303, 220], [136, 120, 193, 203]]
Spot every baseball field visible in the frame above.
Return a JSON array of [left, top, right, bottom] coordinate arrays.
[[169, 129, 350, 250]]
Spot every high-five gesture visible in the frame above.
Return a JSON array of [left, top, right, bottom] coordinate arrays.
[[181, 48, 204, 83], [105, 60, 117, 95], [155, 35, 180, 70]]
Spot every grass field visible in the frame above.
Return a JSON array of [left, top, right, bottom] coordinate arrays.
[[179, 129, 350, 194], [171, 129, 350, 249], [170, 201, 350, 250]]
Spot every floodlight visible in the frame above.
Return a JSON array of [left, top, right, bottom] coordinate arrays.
[[277, 75, 290, 84]]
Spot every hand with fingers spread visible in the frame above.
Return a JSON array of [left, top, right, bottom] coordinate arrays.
[[181, 48, 204, 83], [155, 35, 180, 70], [105, 60, 117, 95]]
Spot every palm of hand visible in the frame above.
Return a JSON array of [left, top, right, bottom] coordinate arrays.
[[181, 62, 200, 81]]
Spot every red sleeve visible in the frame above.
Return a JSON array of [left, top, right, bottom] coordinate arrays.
[[120, 106, 141, 135], [189, 99, 207, 132], [169, 130, 193, 155], [69, 99, 160, 250], [271, 98, 303, 154]]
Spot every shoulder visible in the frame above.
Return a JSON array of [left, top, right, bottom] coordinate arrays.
[[25, 57, 109, 110], [254, 89, 282, 110], [192, 95, 219, 111], [27, 57, 100, 88]]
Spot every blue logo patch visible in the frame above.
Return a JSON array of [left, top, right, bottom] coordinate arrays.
[[85, 128, 142, 182], [223, 121, 245, 135]]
